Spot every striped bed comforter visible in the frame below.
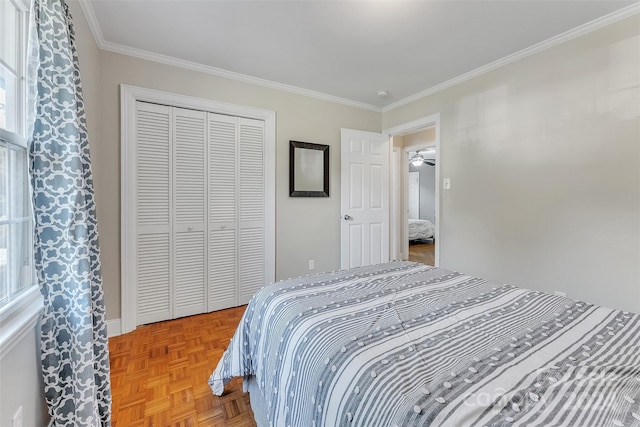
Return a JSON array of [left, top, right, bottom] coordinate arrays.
[[209, 261, 640, 426]]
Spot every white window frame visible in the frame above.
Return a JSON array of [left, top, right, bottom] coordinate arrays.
[[0, 130, 41, 359], [0, 0, 43, 358]]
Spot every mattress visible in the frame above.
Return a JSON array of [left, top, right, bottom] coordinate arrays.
[[209, 261, 640, 426], [409, 218, 435, 240]]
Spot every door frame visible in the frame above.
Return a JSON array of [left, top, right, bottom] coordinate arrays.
[[120, 84, 276, 334], [384, 113, 441, 266]]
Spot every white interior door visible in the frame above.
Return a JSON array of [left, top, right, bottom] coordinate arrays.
[[340, 128, 390, 269]]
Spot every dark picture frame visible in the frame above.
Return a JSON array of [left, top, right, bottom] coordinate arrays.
[[289, 141, 329, 197]]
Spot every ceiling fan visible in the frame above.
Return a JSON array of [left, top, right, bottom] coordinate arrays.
[[410, 150, 436, 167]]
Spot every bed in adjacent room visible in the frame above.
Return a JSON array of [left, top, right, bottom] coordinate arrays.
[[409, 218, 435, 241], [209, 261, 640, 427]]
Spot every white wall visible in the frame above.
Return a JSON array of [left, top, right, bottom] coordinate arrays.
[[94, 55, 380, 321], [383, 15, 640, 313], [0, 327, 48, 426], [3, 10, 637, 423], [403, 127, 435, 148]]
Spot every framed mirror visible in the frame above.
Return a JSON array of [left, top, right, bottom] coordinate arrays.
[[289, 141, 329, 197]]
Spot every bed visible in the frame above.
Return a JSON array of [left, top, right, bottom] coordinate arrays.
[[409, 218, 435, 241], [209, 261, 640, 426]]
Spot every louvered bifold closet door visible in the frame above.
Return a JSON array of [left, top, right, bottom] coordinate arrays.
[[208, 113, 238, 311], [136, 102, 172, 324], [173, 108, 207, 318], [238, 118, 266, 304]]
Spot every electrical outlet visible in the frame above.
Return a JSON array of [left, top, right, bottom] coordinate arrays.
[[443, 178, 451, 190], [308, 259, 315, 270], [12, 406, 22, 427]]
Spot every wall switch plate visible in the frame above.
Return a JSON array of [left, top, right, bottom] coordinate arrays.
[[443, 178, 451, 190], [12, 406, 22, 427], [309, 259, 315, 270]]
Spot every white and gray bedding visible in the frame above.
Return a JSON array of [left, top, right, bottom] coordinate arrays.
[[209, 261, 640, 426], [409, 218, 435, 241]]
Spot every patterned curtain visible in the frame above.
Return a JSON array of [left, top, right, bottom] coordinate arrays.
[[27, 0, 111, 425]]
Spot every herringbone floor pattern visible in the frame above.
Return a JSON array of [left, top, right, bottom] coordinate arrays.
[[109, 305, 257, 426]]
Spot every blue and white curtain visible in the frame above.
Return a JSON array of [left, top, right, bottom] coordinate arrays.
[[27, 0, 111, 425]]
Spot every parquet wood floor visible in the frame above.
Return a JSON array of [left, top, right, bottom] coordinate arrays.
[[109, 305, 257, 427]]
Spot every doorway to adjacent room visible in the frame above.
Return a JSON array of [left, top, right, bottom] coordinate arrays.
[[387, 114, 440, 266]]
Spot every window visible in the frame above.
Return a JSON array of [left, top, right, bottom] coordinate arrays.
[[1, 0, 24, 134], [0, 130, 33, 307], [0, 0, 35, 312]]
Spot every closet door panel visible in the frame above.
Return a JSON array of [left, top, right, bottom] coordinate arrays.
[[239, 118, 266, 304], [137, 234, 171, 324], [174, 230, 206, 317], [239, 228, 265, 303], [239, 119, 265, 225], [131, 100, 269, 326], [173, 108, 207, 317], [209, 228, 236, 311], [137, 104, 171, 232], [209, 114, 237, 224], [136, 102, 172, 324], [208, 113, 238, 310], [174, 109, 207, 226]]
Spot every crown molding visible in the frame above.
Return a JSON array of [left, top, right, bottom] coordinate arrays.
[[76, 0, 638, 115], [77, 0, 105, 46], [382, 3, 640, 113], [100, 40, 382, 112]]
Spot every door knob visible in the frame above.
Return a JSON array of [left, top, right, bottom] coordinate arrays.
[[343, 215, 353, 220]]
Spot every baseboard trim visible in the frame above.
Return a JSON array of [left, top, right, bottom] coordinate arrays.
[[107, 318, 122, 337]]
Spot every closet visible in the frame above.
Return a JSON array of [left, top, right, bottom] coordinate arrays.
[[133, 100, 267, 326]]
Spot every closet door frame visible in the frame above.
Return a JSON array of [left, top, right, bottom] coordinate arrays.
[[121, 84, 276, 335]]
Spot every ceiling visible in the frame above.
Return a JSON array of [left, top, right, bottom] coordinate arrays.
[[81, 0, 637, 111]]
